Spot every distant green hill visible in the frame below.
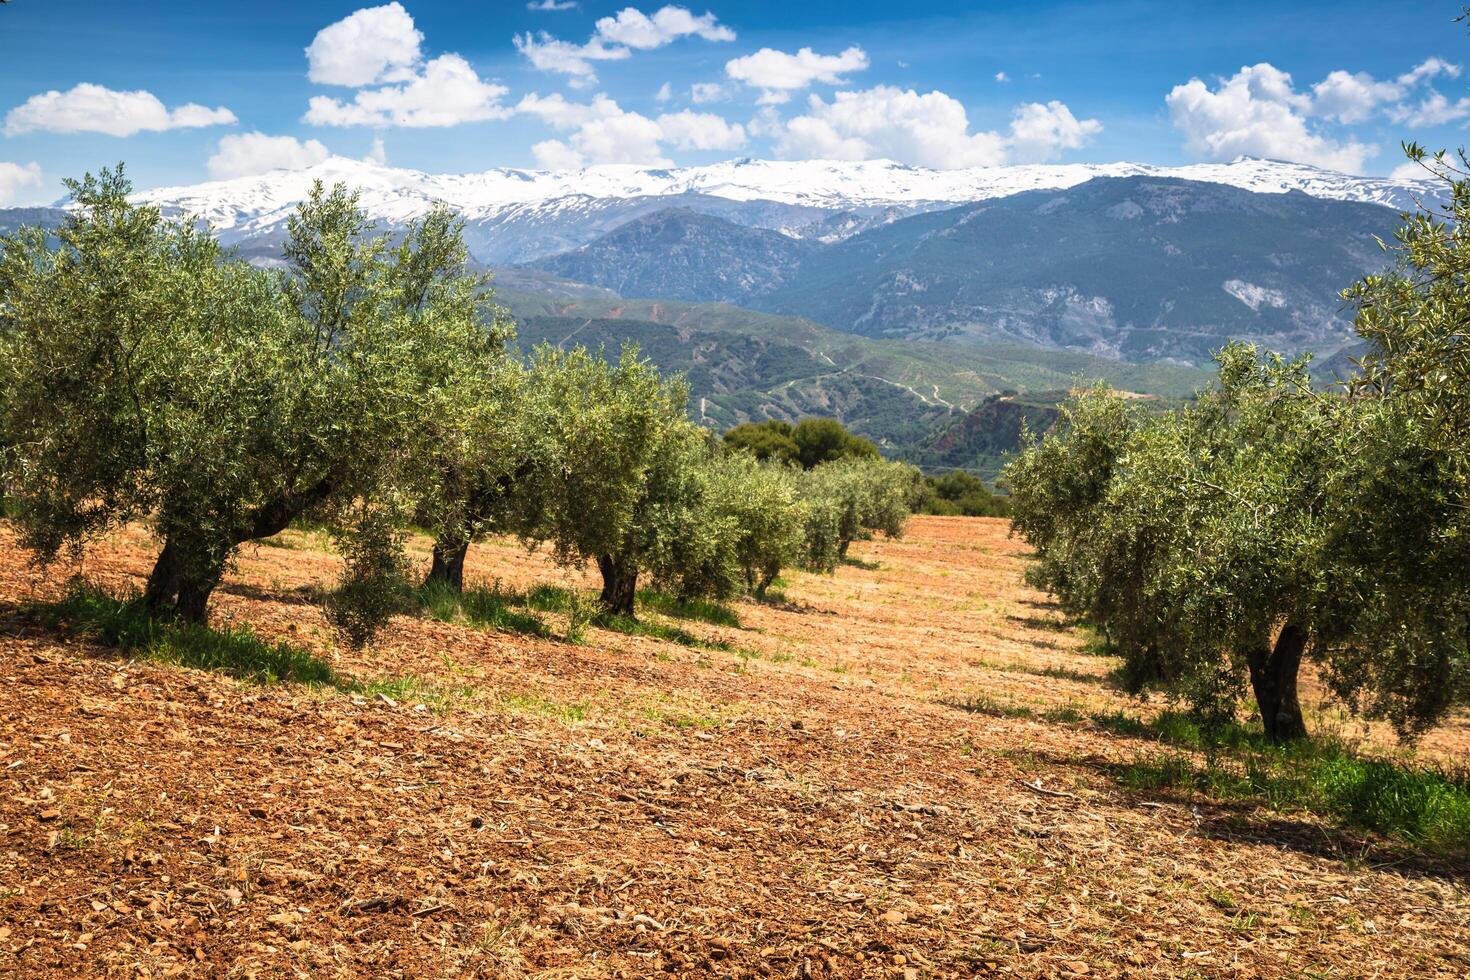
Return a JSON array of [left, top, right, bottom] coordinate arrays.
[[497, 287, 1210, 463]]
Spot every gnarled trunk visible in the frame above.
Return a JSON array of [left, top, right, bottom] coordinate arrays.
[[755, 564, 780, 600], [596, 554, 638, 619], [424, 535, 470, 592], [142, 479, 335, 626], [1247, 622, 1309, 742], [143, 536, 224, 625]]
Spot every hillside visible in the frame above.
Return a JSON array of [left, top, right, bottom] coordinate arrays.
[[914, 393, 1067, 479], [497, 288, 1211, 454], [759, 177, 1400, 363], [530, 177, 1401, 365], [528, 208, 815, 304], [4, 517, 1466, 977]]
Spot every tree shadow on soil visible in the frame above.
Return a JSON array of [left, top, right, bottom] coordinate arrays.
[[1027, 746, 1470, 885], [217, 581, 322, 607], [1006, 613, 1072, 632]]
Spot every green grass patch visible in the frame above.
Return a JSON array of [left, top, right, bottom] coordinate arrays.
[[525, 583, 573, 611], [1041, 703, 1087, 724], [30, 581, 342, 686], [28, 581, 468, 708], [498, 690, 590, 722], [417, 579, 549, 637], [1113, 733, 1470, 854], [636, 588, 741, 628]]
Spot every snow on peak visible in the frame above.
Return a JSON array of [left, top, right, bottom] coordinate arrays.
[[126, 155, 1440, 240]]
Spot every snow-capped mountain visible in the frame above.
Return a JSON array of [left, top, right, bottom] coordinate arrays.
[[122, 156, 1441, 265]]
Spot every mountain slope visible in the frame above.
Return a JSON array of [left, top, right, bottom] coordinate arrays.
[[497, 287, 1211, 453], [747, 176, 1400, 363], [527, 209, 815, 304]]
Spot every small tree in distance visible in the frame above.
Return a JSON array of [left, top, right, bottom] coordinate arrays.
[[723, 417, 879, 469], [520, 344, 698, 618]]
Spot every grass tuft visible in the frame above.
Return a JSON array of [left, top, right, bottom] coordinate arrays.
[[1112, 729, 1470, 853], [636, 588, 741, 628], [417, 579, 550, 637], [30, 581, 340, 686], [29, 581, 469, 708]]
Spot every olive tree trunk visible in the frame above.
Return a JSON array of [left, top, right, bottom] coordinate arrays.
[[1247, 622, 1309, 742], [143, 477, 337, 625], [143, 536, 225, 625], [424, 535, 470, 592], [596, 554, 638, 618]]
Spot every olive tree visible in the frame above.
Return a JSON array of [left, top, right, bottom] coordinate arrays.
[[1325, 143, 1470, 737], [701, 451, 807, 599], [0, 168, 496, 632], [520, 344, 699, 618], [800, 457, 917, 565]]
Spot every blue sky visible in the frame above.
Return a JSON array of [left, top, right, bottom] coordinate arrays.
[[0, 0, 1466, 203]]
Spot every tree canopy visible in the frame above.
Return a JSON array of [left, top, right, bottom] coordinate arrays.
[[723, 417, 879, 469]]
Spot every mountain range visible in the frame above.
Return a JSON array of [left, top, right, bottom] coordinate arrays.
[[105, 154, 1434, 267], [533, 176, 1402, 364]]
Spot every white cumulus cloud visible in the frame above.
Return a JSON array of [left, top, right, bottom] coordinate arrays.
[[691, 82, 728, 104], [516, 5, 734, 84], [304, 6, 509, 128], [514, 33, 628, 85], [656, 109, 746, 150], [519, 93, 669, 167], [1166, 63, 1375, 173], [1311, 70, 1404, 124], [306, 3, 423, 87], [207, 133, 332, 180], [1167, 58, 1470, 174], [305, 53, 511, 127], [725, 45, 869, 104], [528, 0, 579, 9], [1007, 100, 1104, 162], [0, 162, 43, 206], [4, 83, 235, 137], [518, 92, 745, 166], [776, 86, 1100, 169], [1398, 56, 1461, 86]]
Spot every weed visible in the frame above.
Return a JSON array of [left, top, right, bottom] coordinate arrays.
[[29, 581, 471, 708], [1112, 735, 1470, 853], [499, 691, 590, 722], [31, 581, 340, 686], [1042, 703, 1086, 724]]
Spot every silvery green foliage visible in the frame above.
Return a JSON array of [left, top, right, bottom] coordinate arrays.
[[799, 457, 918, 569], [1008, 315, 1470, 739], [519, 344, 699, 614], [0, 167, 497, 634], [694, 451, 808, 599], [1005, 355, 1336, 733], [1327, 145, 1470, 737]]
